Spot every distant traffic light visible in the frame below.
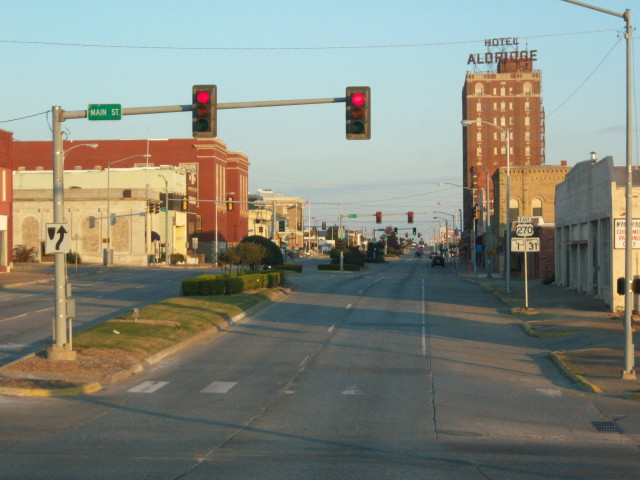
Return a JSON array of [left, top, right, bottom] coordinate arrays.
[[322, 221, 327, 230], [346, 86, 371, 140], [181, 196, 189, 212], [405, 232, 408, 237], [226, 195, 234, 211], [407, 211, 414, 224], [393, 227, 398, 234], [192, 85, 217, 138], [473, 204, 479, 219], [375, 212, 382, 224], [413, 227, 417, 235]]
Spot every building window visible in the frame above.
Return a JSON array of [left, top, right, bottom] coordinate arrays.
[[532, 199, 542, 217], [476, 132, 482, 142], [509, 199, 519, 221], [600, 218, 611, 286], [525, 101, 531, 111], [500, 87, 506, 96], [525, 131, 531, 141], [501, 102, 506, 111], [475, 84, 484, 96], [525, 116, 530, 126], [525, 146, 531, 156], [523, 82, 532, 95], [477, 146, 482, 155], [476, 102, 482, 112]]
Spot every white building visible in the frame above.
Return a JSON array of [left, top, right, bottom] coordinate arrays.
[[555, 156, 640, 311], [13, 166, 188, 266]]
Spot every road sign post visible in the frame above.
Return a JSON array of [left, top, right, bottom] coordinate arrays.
[[513, 221, 540, 310]]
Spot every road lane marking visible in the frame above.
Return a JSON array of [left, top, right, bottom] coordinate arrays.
[[0, 313, 27, 324], [422, 278, 427, 357], [200, 381, 238, 394], [128, 381, 169, 393], [300, 355, 310, 367], [346, 303, 352, 309], [328, 324, 335, 333], [536, 388, 562, 398], [36, 307, 54, 313], [342, 385, 362, 395]]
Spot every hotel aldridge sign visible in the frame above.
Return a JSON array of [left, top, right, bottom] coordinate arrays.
[[467, 37, 538, 65]]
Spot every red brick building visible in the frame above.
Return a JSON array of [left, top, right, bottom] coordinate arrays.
[[0, 130, 12, 272], [12, 138, 249, 260], [462, 54, 545, 238]]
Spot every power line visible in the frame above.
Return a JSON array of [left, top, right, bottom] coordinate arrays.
[[0, 110, 49, 124], [0, 28, 618, 52]]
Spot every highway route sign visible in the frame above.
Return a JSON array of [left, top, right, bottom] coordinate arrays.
[[45, 223, 70, 253], [511, 237, 540, 252], [515, 223, 534, 237]]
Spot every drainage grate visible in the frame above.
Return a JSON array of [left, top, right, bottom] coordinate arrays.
[[591, 420, 623, 433]]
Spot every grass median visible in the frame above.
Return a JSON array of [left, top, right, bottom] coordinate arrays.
[[74, 289, 281, 357]]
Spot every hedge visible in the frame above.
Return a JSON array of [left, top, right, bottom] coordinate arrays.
[[317, 264, 361, 271], [182, 271, 283, 296], [278, 263, 303, 273]]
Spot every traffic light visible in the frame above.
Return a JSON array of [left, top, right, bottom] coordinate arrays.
[[181, 196, 189, 212], [154, 202, 160, 214], [405, 232, 408, 237], [346, 86, 371, 140], [407, 211, 414, 224], [192, 85, 217, 138], [226, 195, 234, 211], [473, 204, 479, 219], [375, 212, 382, 224], [413, 227, 417, 235], [393, 227, 398, 234], [322, 221, 327, 230]]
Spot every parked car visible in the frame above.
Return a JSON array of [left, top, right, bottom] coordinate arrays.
[[431, 255, 445, 268]]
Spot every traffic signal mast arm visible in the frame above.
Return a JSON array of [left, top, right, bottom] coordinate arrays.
[[58, 97, 349, 121]]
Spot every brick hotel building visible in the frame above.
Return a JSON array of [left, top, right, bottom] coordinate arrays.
[[461, 54, 545, 247]]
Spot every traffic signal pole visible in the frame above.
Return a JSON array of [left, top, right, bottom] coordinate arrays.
[[49, 89, 362, 360]]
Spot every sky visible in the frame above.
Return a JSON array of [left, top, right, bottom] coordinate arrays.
[[0, 0, 637, 236]]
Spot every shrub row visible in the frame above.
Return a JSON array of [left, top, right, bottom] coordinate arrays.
[[182, 271, 283, 296], [317, 263, 361, 272], [277, 263, 303, 273]]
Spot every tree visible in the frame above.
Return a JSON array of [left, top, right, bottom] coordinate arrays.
[[241, 235, 284, 265]]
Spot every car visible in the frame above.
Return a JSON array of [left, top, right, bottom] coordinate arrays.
[[431, 255, 445, 268]]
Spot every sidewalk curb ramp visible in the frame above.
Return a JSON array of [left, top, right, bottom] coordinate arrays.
[[0, 289, 286, 397]]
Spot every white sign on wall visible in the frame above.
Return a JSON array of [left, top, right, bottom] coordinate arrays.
[[614, 219, 640, 249]]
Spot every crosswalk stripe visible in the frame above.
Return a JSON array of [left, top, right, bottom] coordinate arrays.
[[128, 381, 170, 393], [200, 381, 238, 394]]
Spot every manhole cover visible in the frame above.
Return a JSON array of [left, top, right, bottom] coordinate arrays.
[[591, 420, 623, 433]]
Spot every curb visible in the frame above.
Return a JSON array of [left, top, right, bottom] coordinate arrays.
[[0, 289, 286, 397], [0, 381, 103, 397], [549, 351, 603, 394]]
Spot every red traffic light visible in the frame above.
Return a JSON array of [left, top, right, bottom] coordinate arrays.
[[407, 211, 414, 223], [196, 90, 210, 103], [375, 211, 382, 224], [346, 86, 371, 140], [192, 85, 217, 138], [350, 92, 366, 106]]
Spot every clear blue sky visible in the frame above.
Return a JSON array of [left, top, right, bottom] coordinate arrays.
[[0, 0, 636, 233]]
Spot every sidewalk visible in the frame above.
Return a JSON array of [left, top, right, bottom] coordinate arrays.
[[0, 263, 101, 289], [465, 272, 640, 401]]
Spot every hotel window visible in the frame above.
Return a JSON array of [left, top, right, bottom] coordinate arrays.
[[501, 102, 506, 111], [525, 116, 530, 126], [523, 82, 532, 95], [526, 146, 531, 156], [525, 101, 531, 111], [476, 102, 482, 112], [476, 131, 482, 142], [477, 146, 482, 155], [500, 116, 506, 126], [475, 84, 484, 96], [500, 87, 506, 95], [525, 131, 531, 141]]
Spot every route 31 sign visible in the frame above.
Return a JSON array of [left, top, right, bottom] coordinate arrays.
[[45, 223, 70, 254]]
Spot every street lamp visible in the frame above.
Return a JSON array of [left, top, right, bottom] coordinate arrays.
[[434, 210, 456, 265], [437, 181, 477, 276], [215, 192, 235, 266], [50, 142, 98, 361], [434, 216, 449, 263], [562, 0, 634, 380], [106, 154, 151, 265], [461, 120, 510, 291]]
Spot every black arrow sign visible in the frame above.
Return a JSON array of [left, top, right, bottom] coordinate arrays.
[[55, 226, 68, 250]]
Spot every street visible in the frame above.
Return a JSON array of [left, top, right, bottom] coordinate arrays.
[[0, 257, 639, 479], [0, 265, 210, 366]]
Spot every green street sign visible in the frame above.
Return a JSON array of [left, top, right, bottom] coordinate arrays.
[[348, 214, 358, 218], [87, 104, 122, 121]]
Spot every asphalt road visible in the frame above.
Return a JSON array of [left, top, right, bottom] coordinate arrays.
[[1, 257, 639, 479], [0, 266, 209, 365]]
